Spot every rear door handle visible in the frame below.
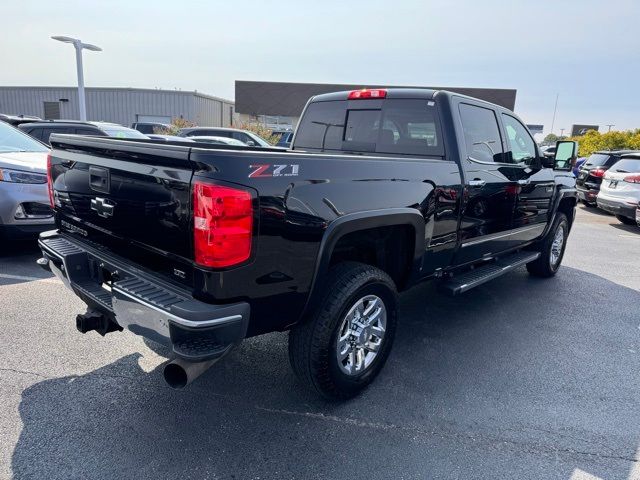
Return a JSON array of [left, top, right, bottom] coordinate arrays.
[[468, 179, 486, 188]]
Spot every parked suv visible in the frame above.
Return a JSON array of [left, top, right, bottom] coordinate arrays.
[[596, 154, 640, 224], [576, 150, 639, 205], [177, 127, 272, 147], [19, 121, 148, 146]]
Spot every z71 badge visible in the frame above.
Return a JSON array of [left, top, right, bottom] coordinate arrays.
[[249, 164, 299, 178]]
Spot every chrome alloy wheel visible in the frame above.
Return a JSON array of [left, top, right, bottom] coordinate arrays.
[[336, 295, 387, 376], [550, 224, 565, 267]]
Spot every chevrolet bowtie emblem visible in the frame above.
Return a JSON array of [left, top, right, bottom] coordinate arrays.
[[90, 197, 116, 218]]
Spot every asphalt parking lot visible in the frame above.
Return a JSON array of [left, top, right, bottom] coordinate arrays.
[[0, 206, 639, 480]]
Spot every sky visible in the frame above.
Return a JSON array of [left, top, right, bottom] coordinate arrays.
[[2, 0, 640, 134]]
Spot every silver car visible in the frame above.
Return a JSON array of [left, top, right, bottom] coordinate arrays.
[[596, 154, 640, 225], [0, 121, 52, 238]]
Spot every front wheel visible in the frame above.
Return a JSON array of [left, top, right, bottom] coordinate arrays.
[[615, 214, 636, 225], [288, 262, 398, 400], [527, 213, 569, 278]]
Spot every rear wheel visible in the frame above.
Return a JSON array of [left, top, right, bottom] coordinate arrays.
[[527, 213, 569, 278], [615, 214, 636, 225], [288, 262, 398, 400]]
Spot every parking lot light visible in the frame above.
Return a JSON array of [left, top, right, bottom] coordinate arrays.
[[51, 36, 102, 121]]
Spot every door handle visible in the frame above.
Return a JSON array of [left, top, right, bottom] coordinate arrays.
[[468, 179, 486, 188], [517, 179, 531, 185]]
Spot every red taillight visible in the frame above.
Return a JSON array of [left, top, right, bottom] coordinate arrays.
[[348, 89, 387, 100], [193, 182, 253, 268], [623, 174, 640, 184], [46, 153, 54, 208], [590, 168, 606, 178]]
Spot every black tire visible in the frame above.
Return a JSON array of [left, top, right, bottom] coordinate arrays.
[[526, 212, 569, 278], [582, 200, 596, 207], [615, 214, 636, 225], [288, 262, 398, 400]]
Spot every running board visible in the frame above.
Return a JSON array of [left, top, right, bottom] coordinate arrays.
[[440, 251, 540, 296]]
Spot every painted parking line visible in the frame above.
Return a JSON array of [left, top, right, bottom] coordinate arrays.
[[0, 273, 59, 284]]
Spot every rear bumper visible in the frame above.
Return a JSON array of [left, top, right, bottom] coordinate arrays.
[[596, 195, 637, 219], [38, 230, 250, 361], [576, 185, 599, 203]]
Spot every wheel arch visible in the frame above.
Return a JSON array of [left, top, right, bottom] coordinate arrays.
[[297, 208, 425, 323]]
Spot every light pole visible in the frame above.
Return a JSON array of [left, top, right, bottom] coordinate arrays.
[[51, 36, 102, 121], [606, 124, 615, 132], [560, 128, 565, 138]]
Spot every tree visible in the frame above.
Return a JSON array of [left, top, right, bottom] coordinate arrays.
[[543, 133, 558, 145]]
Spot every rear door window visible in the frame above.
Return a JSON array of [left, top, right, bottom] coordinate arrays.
[[294, 99, 443, 156], [459, 103, 504, 163]]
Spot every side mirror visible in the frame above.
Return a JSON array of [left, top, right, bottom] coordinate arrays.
[[552, 141, 578, 171], [246, 140, 256, 147]]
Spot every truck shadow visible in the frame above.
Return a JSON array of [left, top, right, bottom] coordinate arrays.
[[11, 267, 640, 479]]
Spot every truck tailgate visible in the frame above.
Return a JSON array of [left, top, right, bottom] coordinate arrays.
[[50, 135, 194, 276]]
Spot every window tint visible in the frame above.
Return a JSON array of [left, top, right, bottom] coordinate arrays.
[[136, 124, 154, 134], [42, 127, 74, 144], [459, 103, 504, 163], [28, 128, 44, 140], [294, 99, 443, 156], [610, 158, 640, 172], [294, 102, 344, 151], [344, 109, 380, 152], [501, 114, 536, 163], [584, 153, 611, 167], [232, 132, 250, 143]]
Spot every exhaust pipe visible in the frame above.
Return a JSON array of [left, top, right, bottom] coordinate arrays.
[[163, 357, 219, 389]]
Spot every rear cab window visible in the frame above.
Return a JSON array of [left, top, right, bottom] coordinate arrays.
[[293, 99, 444, 157]]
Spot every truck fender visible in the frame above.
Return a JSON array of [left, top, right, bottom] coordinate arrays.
[[297, 208, 426, 322], [543, 187, 577, 237]]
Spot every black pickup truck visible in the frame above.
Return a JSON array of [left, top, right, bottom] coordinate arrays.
[[39, 88, 578, 399]]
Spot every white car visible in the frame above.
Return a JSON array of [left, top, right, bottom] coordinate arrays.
[[596, 154, 640, 225], [0, 120, 52, 239]]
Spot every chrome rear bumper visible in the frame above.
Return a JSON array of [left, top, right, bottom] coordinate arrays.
[[38, 230, 250, 361]]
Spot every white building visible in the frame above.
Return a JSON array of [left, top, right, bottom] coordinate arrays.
[[0, 86, 235, 127]]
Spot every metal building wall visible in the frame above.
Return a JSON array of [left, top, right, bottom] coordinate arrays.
[[0, 87, 79, 119], [0, 87, 234, 127], [191, 94, 235, 127]]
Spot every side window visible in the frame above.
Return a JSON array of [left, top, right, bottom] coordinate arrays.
[[27, 128, 43, 140], [459, 103, 504, 163], [501, 114, 536, 163], [233, 132, 251, 143]]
